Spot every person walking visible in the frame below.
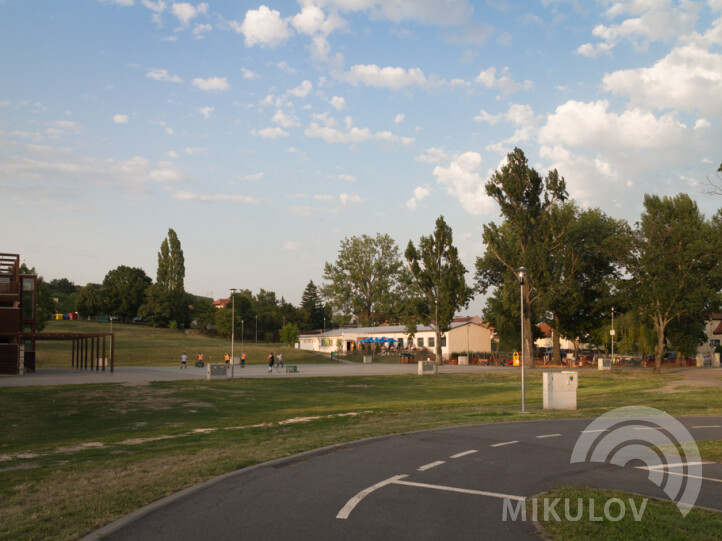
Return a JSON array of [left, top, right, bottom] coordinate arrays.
[[224, 352, 230, 365], [181, 352, 187, 369], [277, 353, 283, 368], [241, 352, 246, 368], [268, 353, 274, 373]]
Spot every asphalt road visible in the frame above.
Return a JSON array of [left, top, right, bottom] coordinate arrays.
[[85, 416, 722, 541]]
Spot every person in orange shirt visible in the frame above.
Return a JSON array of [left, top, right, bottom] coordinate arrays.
[[241, 352, 246, 368], [224, 352, 230, 364], [198, 352, 204, 366]]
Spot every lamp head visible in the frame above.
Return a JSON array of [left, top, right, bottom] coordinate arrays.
[[515, 267, 527, 285]]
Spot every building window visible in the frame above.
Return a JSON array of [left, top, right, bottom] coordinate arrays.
[[428, 337, 435, 348], [417, 337, 424, 347], [441, 336, 446, 347], [711, 339, 720, 348]]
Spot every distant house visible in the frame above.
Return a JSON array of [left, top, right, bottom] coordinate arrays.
[[534, 323, 577, 351], [213, 298, 230, 309], [698, 313, 722, 355], [298, 316, 493, 359]]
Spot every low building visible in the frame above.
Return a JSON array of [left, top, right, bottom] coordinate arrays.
[[298, 317, 493, 359], [698, 313, 722, 355]]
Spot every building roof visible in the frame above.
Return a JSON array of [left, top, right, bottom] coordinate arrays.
[[300, 319, 487, 339]]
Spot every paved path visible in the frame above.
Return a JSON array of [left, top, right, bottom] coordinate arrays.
[[0, 363, 516, 387], [84, 416, 722, 541]]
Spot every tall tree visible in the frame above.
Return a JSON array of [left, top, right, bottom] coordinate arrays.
[[76, 283, 102, 318], [144, 229, 187, 326], [542, 205, 627, 363], [102, 266, 152, 322], [475, 147, 568, 367], [321, 233, 404, 326], [405, 216, 473, 365], [301, 280, 326, 330], [620, 193, 722, 373]]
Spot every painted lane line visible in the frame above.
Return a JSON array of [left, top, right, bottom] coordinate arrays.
[[394, 479, 526, 502], [418, 461, 445, 472], [643, 462, 714, 470], [491, 441, 518, 447], [692, 425, 721, 429], [581, 429, 607, 434], [450, 450, 477, 459], [536, 434, 562, 439], [635, 466, 722, 484], [336, 475, 408, 519]]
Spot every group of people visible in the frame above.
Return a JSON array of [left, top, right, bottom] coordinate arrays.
[[180, 352, 247, 368], [267, 352, 283, 372]]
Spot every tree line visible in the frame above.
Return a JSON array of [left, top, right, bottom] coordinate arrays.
[[27, 150, 722, 372]]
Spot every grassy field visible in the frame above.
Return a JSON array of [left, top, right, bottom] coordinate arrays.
[[35, 320, 333, 367], [2, 322, 720, 539]]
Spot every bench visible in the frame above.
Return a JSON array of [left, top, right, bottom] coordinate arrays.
[[285, 365, 298, 373]]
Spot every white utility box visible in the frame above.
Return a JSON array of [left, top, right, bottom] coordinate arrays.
[[598, 358, 611, 371], [543, 371, 578, 410], [458, 355, 469, 366], [363, 355, 373, 364], [206, 363, 229, 380], [418, 360, 435, 375]]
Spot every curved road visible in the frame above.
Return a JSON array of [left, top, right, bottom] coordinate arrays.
[[86, 416, 722, 540]]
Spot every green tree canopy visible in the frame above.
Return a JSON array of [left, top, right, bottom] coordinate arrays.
[[76, 283, 103, 318], [620, 193, 722, 372], [405, 215, 473, 364], [476, 147, 568, 367], [142, 229, 187, 327], [102, 266, 152, 322], [279, 323, 300, 347], [321, 233, 404, 326]]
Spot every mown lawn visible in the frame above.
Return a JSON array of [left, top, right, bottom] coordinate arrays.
[[35, 320, 333, 367], [1, 368, 721, 540]]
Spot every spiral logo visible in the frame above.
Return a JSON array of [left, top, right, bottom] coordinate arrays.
[[571, 406, 702, 516]]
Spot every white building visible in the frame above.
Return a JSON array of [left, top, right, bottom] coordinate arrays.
[[298, 317, 493, 360]]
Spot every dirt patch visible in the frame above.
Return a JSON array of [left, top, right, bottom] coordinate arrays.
[[650, 368, 722, 394]]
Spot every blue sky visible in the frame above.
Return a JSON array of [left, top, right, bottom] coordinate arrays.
[[1, 1, 721, 312]]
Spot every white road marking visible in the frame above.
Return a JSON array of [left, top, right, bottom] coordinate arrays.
[[450, 450, 477, 459], [536, 434, 561, 439], [635, 466, 722, 483], [418, 461, 445, 471], [491, 441, 518, 447], [692, 425, 721, 429], [644, 462, 714, 469], [336, 475, 408, 519], [394, 479, 526, 502], [581, 429, 607, 434]]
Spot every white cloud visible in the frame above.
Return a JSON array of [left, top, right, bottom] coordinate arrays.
[[171, 2, 208, 26], [330, 96, 346, 110], [147, 68, 183, 83], [191, 76, 230, 91], [192, 23, 212, 37], [475, 66, 533, 96], [337, 174, 356, 182], [602, 44, 722, 116], [238, 172, 264, 181], [236, 5, 292, 48], [431, 152, 496, 215], [198, 106, 214, 119], [288, 80, 313, 98], [475, 103, 539, 148], [341, 64, 427, 91], [305, 118, 414, 145], [173, 190, 260, 204], [242, 67, 258, 79], [292, 5, 325, 35], [182, 147, 204, 154], [339, 192, 362, 206], [416, 147, 453, 164], [113, 114, 129, 124], [577, 0, 700, 56], [394, 113, 405, 124], [142, 0, 166, 12], [253, 126, 290, 139], [318, 0, 474, 27], [283, 240, 305, 250], [406, 185, 430, 209], [272, 109, 300, 128]]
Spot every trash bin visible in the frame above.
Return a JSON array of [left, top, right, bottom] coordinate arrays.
[[543, 371, 578, 410]]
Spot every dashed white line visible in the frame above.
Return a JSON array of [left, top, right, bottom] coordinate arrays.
[[450, 450, 477, 459], [692, 425, 721, 429], [491, 441, 518, 447], [418, 460, 445, 471], [536, 434, 562, 439], [581, 429, 607, 434], [635, 466, 722, 484], [336, 475, 408, 519]]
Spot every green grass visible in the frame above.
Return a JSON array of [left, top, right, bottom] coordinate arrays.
[[533, 486, 722, 540], [35, 320, 333, 367]]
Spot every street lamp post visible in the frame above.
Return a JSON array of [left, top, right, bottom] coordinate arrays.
[[515, 267, 527, 413], [230, 288, 237, 379], [255, 316, 257, 344], [611, 307, 615, 364], [241, 319, 244, 368]]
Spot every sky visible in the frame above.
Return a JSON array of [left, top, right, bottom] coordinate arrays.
[[1, 0, 721, 314]]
